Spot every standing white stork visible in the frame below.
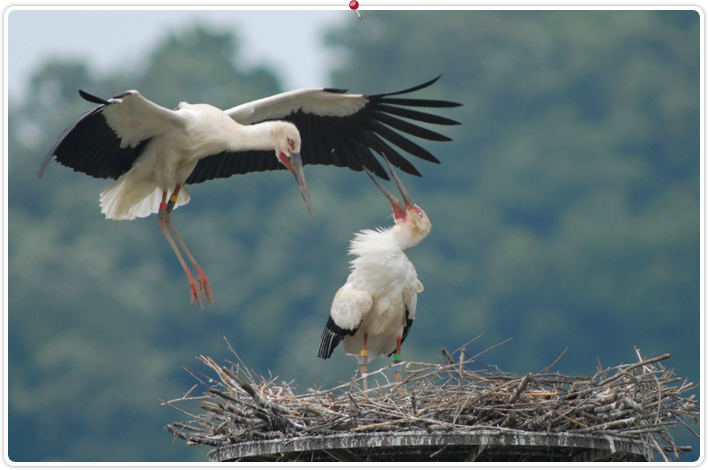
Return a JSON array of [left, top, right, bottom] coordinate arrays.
[[39, 76, 458, 308], [318, 154, 431, 388]]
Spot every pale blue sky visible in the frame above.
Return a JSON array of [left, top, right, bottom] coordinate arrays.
[[7, 9, 349, 100]]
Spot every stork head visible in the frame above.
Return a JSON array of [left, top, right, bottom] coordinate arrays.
[[271, 121, 313, 218], [364, 156, 432, 249]]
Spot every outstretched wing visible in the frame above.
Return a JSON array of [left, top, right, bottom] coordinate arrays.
[[38, 90, 186, 180], [318, 285, 373, 359], [202, 75, 461, 183], [184, 149, 282, 185]]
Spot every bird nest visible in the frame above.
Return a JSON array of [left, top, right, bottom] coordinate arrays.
[[163, 338, 699, 462]]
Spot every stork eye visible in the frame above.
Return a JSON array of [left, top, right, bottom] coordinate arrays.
[[418, 210, 424, 217], [287, 138, 294, 146]]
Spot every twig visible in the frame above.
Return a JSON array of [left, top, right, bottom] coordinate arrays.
[[539, 347, 569, 375], [164, 340, 697, 463]]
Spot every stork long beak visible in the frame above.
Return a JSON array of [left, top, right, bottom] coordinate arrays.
[[289, 152, 315, 218], [380, 154, 416, 211], [363, 164, 413, 221]]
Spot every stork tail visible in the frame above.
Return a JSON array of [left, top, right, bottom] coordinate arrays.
[[100, 175, 190, 220]]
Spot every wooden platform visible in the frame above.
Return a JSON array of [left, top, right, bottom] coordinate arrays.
[[208, 429, 649, 462]]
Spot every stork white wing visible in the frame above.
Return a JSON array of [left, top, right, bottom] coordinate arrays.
[[225, 88, 367, 125], [331, 285, 373, 331], [39, 89, 187, 181], [402, 281, 423, 322], [100, 90, 186, 148], [40, 77, 460, 206], [318, 284, 373, 359], [192, 76, 462, 184]]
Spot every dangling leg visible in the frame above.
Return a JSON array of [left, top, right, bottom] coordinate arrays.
[[394, 336, 404, 397], [359, 333, 369, 395], [157, 189, 204, 309], [163, 184, 214, 306]]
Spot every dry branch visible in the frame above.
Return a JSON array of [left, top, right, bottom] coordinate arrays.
[[164, 341, 699, 462]]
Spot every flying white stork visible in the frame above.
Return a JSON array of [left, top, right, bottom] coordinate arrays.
[[318, 154, 432, 388], [39, 76, 458, 309]]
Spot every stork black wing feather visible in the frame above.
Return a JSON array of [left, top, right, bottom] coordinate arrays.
[[210, 151, 231, 176], [39, 89, 160, 180], [348, 129, 389, 179], [322, 87, 349, 94], [307, 113, 331, 166], [355, 146, 389, 179], [41, 105, 147, 181], [375, 103, 461, 126], [364, 132, 422, 177], [369, 121, 441, 164], [231, 77, 459, 181], [75, 115, 111, 172], [372, 111, 452, 142], [42, 78, 459, 186], [388, 310, 414, 357], [185, 150, 283, 185], [316, 116, 343, 167], [78, 89, 109, 105], [332, 118, 365, 172], [149, 77, 459, 185], [366, 75, 443, 99], [378, 97, 462, 108], [72, 77, 459, 184], [318, 314, 359, 360], [59, 112, 101, 171]]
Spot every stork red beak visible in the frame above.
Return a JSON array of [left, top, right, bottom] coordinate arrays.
[[281, 151, 314, 218], [363, 156, 416, 222]]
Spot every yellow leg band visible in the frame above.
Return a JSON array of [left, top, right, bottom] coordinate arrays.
[[360, 350, 368, 357]]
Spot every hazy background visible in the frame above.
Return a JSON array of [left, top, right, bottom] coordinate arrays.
[[8, 10, 345, 97], [7, 9, 700, 462]]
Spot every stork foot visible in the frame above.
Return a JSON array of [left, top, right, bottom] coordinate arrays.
[[394, 370, 405, 397], [359, 351, 369, 397], [185, 271, 204, 310], [394, 348, 404, 397], [195, 266, 214, 306]]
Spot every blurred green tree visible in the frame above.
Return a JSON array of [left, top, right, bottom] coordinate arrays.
[[8, 24, 291, 462], [323, 10, 699, 378], [8, 10, 700, 462], [137, 24, 281, 108]]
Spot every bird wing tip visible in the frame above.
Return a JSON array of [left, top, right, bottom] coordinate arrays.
[[79, 89, 109, 105]]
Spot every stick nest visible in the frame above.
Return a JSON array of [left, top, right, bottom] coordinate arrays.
[[163, 337, 699, 462]]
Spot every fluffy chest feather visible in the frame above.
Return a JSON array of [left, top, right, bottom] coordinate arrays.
[[348, 228, 419, 292], [347, 228, 420, 332]]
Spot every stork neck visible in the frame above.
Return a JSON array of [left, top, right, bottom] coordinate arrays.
[[392, 220, 426, 250], [234, 121, 280, 151]]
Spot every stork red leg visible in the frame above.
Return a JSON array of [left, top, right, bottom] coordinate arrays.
[[164, 184, 214, 306], [360, 333, 369, 394], [157, 190, 204, 309], [394, 335, 404, 396]]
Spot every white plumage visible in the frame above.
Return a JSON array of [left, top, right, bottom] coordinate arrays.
[[39, 77, 458, 309], [224, 88, 368, 124], [335, 227, 425, 357], [40, 90, 310, 309], [319, 157, 431, 362], [94, 95, 307, 220]]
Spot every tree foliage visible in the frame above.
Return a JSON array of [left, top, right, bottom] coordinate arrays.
[[8, 12, 699, 462], [326, 10, 699, 374]]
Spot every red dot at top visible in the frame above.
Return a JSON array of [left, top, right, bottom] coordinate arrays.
[[349, 0, 359, 10]]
